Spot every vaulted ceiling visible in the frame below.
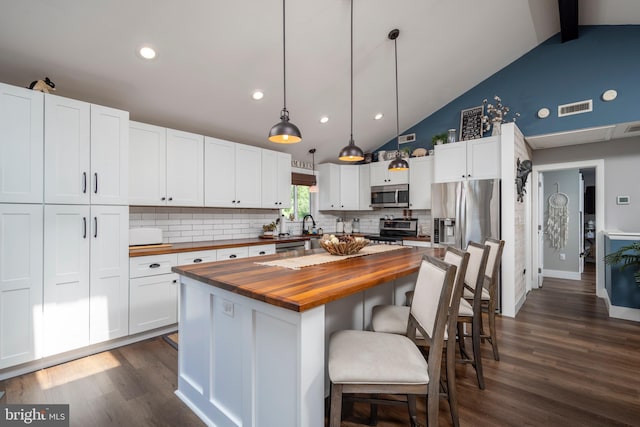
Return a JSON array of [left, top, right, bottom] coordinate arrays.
[[0, 0, 638, 163]]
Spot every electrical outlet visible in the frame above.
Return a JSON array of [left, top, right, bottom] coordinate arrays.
[[560, 253, 566, 260], [222, 300, 234, 318]]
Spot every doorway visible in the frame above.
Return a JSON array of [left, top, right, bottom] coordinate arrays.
[[531, 160, 605, 298]]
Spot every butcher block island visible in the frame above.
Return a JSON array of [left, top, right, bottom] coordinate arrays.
[[172, 245, 442, 427]]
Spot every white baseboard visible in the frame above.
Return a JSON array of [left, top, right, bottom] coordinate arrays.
[[543, 269, 581, 281], [602, 291, 640, 322], [514, 291, 527, 316]]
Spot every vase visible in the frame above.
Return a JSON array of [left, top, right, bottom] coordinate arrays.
[[491, 120, 502, 136]]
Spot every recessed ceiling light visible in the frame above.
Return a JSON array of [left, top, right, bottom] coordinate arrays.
[[252, 90, 264, 100], [138, 46, 157, 60], [320, 116, 329, 124], [374, 113, 383, 120], [602, 89, 617, 101]]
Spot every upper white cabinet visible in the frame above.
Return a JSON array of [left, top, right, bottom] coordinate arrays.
[[44, 94, 129, 205], [434, 136, 501, 183], [358, 164, 373, 211], [370, 159, 409, 186], [166, 129, 204, 206], [0, 83, 43, 203], [409, 156, 434, 210], [317, 163, 360, 211], [0, 204, 43, 369], [204, 137, 262, 208], [261, 150, 291, 209], [129, 122, 203, 206]]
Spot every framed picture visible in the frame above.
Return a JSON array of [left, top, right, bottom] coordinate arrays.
[[459, 105, 484, 141]]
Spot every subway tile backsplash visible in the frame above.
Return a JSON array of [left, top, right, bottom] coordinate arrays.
[[129, 206, 432, 243]]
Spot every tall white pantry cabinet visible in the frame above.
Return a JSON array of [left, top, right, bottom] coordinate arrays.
[[0, 82, 130, 369]]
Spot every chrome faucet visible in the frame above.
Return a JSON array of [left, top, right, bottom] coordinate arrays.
[[302, 214, 316, 235]]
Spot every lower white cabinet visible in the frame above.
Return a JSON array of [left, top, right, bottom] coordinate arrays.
[[178, 250, 217, 265], [0, 204, 43, 369], [217, 247, 249, 260], [129, 253, 178, 334], [249, 244, 275, 257], [43, 204, 129, 356]]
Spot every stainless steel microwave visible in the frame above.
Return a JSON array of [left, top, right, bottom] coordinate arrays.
[[370, 184, 409, 208]]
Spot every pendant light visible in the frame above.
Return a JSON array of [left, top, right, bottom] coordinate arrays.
[[387, 28, 409, 172], [338, 0, 364, 162], [268, 0, 302, 144], [309, 148, 319, 193]]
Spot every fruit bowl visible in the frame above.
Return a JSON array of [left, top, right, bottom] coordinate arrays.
[[319, 235, 370, 256]]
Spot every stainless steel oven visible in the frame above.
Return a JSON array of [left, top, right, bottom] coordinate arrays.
[[366, 218, 418, 244], [370, 184, 409, 208]]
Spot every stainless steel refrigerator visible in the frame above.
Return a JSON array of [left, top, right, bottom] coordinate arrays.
[[431, 179, 501, 249]]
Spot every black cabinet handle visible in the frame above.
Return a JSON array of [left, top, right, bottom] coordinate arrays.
[[232, 200, 236, 204], [82, 172, 87, 194], [193, 258, 203, 263], [149, 263, 161, 268], [161, 196, 166, 201], [172, 279, 177, 283], [94, 173, 98, 194], [259, 251, 265, 255], [83, 217, 87, 239], [237, 200, 240, 204], [229, 254, 237, 259], [93, 217, 97, 238], [168, 197, 173, 201]]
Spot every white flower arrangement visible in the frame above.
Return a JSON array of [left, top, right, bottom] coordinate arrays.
[[481, 95, 520, 134]]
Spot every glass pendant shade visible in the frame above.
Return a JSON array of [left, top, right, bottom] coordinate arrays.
[[338, 138, 364, 161], [269, 109, 302, 143]]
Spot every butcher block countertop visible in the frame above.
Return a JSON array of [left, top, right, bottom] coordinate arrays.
[[129, 235, 313, 257], [172, 246, 443, 312]]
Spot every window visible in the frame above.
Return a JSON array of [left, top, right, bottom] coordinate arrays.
[[281, 185, 311, 220]]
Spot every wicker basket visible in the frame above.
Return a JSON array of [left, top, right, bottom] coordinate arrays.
[[319, 238, 370, 256]]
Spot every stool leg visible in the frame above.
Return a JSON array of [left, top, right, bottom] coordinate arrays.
[[445, 341, 460, 427], [488, 303, 500, 361], [329, 383, 343, 427], [472, 312, 485, 390]]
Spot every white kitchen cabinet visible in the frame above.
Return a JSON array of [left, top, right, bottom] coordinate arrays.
[[261, 150, 292, 209], [248, 244, 275, 257], [434, 136, 500, 183], [166, 129, 204, 206], [409, 156, 434, 210], [358, 164, 373, 210], [43, 205, 90, 356], [130, 273, 179, 335], [129, 122, 203, 206], [0, 204, 43, 369], [0, 83, 43, 203], [317, 163, 360, 211], [130, 253, 178, 278], [89, 205, 130, 344], [44, 94, 129, 205], [178, 250, 218, 265], [370, 160, 409, 186], [217, 247, 249, 260], [204, 137, 262, 208]]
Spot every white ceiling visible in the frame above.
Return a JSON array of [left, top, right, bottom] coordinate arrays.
[[0, 0, 638, 164]]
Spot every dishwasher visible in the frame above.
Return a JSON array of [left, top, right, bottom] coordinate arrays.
[[275, 240, 308, 253]]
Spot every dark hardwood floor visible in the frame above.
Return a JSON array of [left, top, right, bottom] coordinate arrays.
[[2, 264, 639, 426]]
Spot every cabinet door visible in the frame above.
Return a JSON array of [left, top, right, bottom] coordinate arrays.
[[90, 205, 129, 343], [318, 163, 340, 210], [217, 247, 249, 260], [43, 205, 90, 356], [129, 273, 178, 334], [387, 160, 409, 185], [409, 156, 434, 209], [0, 83, 44, 203], [339, 165, 360, 210], [129, 121, 167, 205], [204, 137, 235, 207], [235, 143, 262, 208], [358, 164, 372, 210], [90, 105, 129, 205], [261, 149, 278, 209], [0, 204, 43, 369], [370, 161, 389, 186], [177, 250, 217, 265], [166, 129, 203, 206], [467, 136, 501, 180], [276, 152, 292, 208], [44, 94, 91, 204], [248, 244, 275, 257], [433, 143, 467, 183]]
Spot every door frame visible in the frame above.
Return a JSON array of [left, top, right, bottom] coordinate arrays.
[[531, 159, 605, 297]]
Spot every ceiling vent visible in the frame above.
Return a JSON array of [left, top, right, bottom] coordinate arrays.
[[398, 133, 416, 144], [558, 100, 592, 117], [625, 124, 640, 133]]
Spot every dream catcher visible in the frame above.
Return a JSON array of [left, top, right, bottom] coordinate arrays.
[[545, 184, 569, 249]]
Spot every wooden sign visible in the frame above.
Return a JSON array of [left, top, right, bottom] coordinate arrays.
[[459, 105, 484, 141]]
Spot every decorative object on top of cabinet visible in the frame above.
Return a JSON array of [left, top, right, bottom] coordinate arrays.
[[431, 132, 448, 145], [481, 95, 520, 136], [447, 129, 457, 143], [387, 29, 409, 172], [268, 0, 302, 144], [412, 148, 427, 157], [28, 77, 55, 93], [515, 158, 532, 203], [459, 105, 484, 141]]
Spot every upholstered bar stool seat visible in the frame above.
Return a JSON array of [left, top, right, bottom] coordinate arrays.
[[463, 286, 489, 301], [329, 330, 429, 385]]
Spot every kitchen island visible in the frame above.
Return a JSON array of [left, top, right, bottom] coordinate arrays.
[[172, 245, 441, 427]]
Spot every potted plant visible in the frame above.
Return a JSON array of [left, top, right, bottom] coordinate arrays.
[[431, 132, 448, 145], [604, 242, 640, 284], [262, 222, 277, 237]]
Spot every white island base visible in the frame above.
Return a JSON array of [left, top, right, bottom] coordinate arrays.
[[175, 273, 417, 427]]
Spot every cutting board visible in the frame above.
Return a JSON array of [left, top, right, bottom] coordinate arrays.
[[129, 243, 172, 250]]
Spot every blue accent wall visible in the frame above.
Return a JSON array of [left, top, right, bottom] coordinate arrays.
[[377, 25, 640, 154]]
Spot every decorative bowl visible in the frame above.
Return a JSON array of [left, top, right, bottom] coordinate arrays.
[[319, 236, 370, 256]]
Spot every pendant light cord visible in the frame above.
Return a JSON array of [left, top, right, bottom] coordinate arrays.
[[282, 0, 287, 112], [350, 0, 354, 142], [394, 36, 400, 151]]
